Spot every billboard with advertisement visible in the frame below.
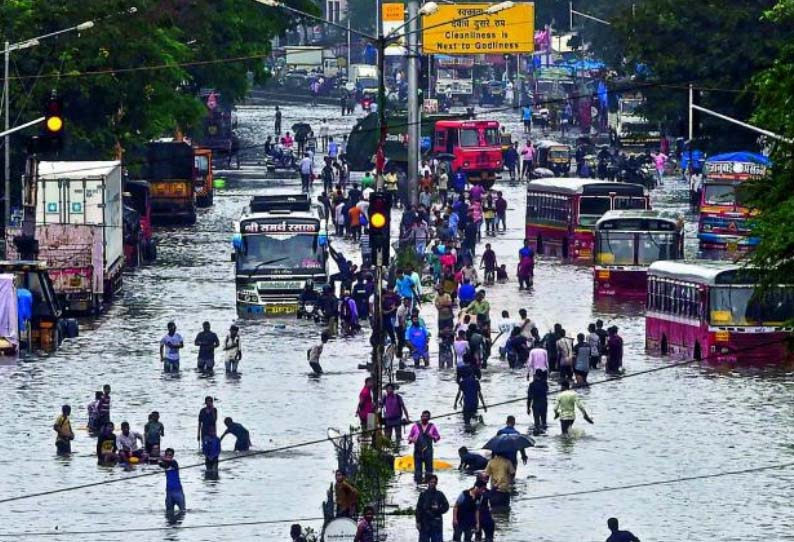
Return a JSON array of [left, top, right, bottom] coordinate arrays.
[[422, 2, 535, 54], [383, 3, 406, 56]]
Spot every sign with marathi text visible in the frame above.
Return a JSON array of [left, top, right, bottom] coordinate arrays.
[[422, 3, 535, 55], [241, 219, 319, 234]]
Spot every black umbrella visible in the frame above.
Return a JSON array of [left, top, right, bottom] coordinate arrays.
[[482, 433, 535, 455]]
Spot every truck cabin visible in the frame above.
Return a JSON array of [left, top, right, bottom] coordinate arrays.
[[0, 261, 62, 350], [123, 180, 151, 225], [433, 121, 500, 155]]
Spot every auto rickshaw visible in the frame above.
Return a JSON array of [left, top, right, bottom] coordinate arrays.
[[535, 140, 572, 176]]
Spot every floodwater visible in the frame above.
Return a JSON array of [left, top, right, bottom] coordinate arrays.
[[0, 101, 792, 542]]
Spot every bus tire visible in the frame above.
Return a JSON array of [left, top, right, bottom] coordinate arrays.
[[562, 238, 569, 259], [661, 335, 668, 355], [694, 342, 701, 361], [536, 235, 543, 255], [482, 178, 495, 190]]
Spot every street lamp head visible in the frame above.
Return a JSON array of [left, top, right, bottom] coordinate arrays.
[[256, 0, 283, 7], [485, 1, 514, 14], [128, 7, 138, 14], [76, 21, 95, 31], [419, 2, 439, 15]]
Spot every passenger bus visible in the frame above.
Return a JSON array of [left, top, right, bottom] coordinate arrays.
[[646, 261, 794, 364], [525, 178, 650, 263], [594, 210, 684, 297], [698, 151, 770, 256], [232, 194, 328, 318]]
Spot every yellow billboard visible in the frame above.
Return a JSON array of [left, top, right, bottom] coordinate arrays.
[[422, 2, 535, 54]]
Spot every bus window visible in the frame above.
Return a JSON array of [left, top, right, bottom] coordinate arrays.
[[579, 197, 611, 226], [703, 183, 736, 205], [459, 128, 479, 147], [484, 127, 499, 146], [614, 196, 648, 210], [637, 232, 679, 264], [712, 287, 794, 325], [434, 130, 447, 150], [598, 231, 634, 265]]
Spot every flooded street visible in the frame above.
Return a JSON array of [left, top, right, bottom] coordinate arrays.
[[1, 103, 792, 542]]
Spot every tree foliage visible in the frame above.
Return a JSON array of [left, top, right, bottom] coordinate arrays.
[[589, 0, 794, 148], [744, 0, 794, 286], [0, 0, 314, 160]]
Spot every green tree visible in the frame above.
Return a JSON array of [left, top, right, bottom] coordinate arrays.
[[592, 0, 794, 147], [745, 0, 794, 287], [0, 0, 313, 161]]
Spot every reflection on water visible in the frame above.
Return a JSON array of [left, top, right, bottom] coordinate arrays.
[[0, 104, 791, 542]]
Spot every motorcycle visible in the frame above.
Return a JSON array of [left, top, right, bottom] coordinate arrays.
[[297, 301, 321, 322]]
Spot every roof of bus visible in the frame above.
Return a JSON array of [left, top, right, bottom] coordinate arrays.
[[435, 120, 499, 128], [647, 260, 745, 285], [527, 177, 648, 195], [596, 209, 682, 227]]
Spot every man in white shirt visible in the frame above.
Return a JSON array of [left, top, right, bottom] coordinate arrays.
[[299, 153, 313, 192], [319, 119, 330, 151], [117, 421, 146, 462]]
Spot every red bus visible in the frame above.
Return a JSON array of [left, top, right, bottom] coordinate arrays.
[[594, 210, 684, 298], [698, 152, 769, 256], [646, 261, 794, 364], [433, 120, 502, 189], [525, 178, 649, 263]]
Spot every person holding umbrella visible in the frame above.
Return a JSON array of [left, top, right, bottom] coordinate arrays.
[[554, 379, 594, 435]]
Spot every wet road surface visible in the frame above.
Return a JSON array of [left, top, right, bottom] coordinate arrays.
[[0, 102, 792, 542]]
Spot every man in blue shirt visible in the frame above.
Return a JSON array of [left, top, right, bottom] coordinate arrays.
[[519, 239, 534, 260], [396, 269, 417, 299], [406, 314, 430, 367], [496, 415, 528, 467], [159, 448, 185, 516], [458, 279, 477, 309], [606, 517, 641, 542]]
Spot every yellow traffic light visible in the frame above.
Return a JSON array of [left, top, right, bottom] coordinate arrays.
[[370, 212, 386, 229], [46, 115, 63, 133]]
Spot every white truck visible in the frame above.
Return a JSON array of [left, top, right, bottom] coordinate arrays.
[[6, 161, 125, 314], [284, 46, 339, 76]]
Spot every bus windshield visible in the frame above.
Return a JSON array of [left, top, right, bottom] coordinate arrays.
[[460, 129, 480, 147], [637, 232, 680, 264], [484, 128, 499, 146], [579, 197, 611, 227], [703, 183, 747, 206], [237, 233, 322, 272], [710, 287, 794, 326], [597, 231, 681, 266]]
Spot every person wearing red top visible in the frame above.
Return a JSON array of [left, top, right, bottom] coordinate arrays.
[[356, 377, 375, 428]]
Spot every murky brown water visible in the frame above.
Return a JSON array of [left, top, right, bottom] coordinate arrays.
[[0, 103, 791, 542]]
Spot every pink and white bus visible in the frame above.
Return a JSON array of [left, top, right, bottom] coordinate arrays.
[[526, 178, 649, 263], [594, 210, 684, 298], [646, 260, 794, 364]]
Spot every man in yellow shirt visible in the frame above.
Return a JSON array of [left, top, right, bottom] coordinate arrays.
[[484, 453, 516, 494], [53, 405, 75, 456], [554, 379, 594, 435]]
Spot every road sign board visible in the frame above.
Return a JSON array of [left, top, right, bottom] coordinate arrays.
[[422, 2, 535, 55]]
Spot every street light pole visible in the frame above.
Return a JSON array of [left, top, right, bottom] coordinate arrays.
[[406, 0, 420, 208]]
